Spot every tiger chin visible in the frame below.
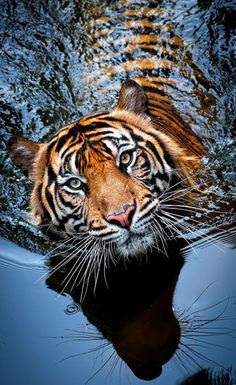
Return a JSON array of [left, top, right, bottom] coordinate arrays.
[[8, 80, 205, 259]]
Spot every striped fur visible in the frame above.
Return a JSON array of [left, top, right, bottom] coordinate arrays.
[[8, 1, 207, 258]]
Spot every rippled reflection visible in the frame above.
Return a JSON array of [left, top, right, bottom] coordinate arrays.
[[46, 238, 184, 380], [46, 228, 235, 382]]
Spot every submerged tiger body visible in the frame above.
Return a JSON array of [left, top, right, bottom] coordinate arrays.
[[8, 1, 209, 258]]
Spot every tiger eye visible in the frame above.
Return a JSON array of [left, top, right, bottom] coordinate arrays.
[[68, 178, 82, 189], [120, 151, 132, 165]]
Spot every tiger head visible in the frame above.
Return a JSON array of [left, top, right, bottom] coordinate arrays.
[[8, 80, 204, 257]]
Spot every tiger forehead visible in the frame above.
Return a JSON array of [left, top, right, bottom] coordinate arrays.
[[55, 120, 126, 143], [51, 121, 133, 158], [62, 140, 117, 176], [52, 108, 153, 151]]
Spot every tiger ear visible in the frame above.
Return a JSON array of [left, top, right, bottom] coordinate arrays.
[[116, 80, 147, 114], [8, 136, 42, 181]]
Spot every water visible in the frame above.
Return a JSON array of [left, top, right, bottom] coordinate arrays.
[[0, 0, 235, 384]]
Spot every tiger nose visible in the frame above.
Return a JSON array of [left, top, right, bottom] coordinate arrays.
[[106, 204, 135, 229]]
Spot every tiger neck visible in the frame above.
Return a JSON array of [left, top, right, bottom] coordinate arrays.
[[139, 87, 205, 157]]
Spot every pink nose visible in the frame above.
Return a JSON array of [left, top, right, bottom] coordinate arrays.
[[106, 204, 135, 228]]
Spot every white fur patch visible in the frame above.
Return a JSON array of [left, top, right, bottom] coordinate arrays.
[[117, 232, 154, 258]]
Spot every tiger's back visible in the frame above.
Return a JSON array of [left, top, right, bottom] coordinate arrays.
[[85, 0, 214, 142]]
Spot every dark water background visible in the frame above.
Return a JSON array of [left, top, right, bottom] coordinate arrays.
[[0, 0, 236, 384]]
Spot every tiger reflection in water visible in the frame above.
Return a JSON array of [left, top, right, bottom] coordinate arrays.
[[47, 239, 185, 381], [47, 237, 230, 382]]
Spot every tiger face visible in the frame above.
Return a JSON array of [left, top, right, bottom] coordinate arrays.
[[8, 81, 203, 258]]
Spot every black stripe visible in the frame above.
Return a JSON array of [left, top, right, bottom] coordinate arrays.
[[153, 134, 176, 169], [55, 136, 70, 153], [74, 224, 86, 232], [35, 184, 49, 220], [45, 187, 60, 222], [140, 170, 150, 178], [87, 121, 113, 129], [55, 125, 81, 152], [85, 129, 115, 139], [100, 116, 129, 124], [145, 140, 164, 170], [143, 193, 153, 200], [60, 137, 84, 159], [39, 189, 52, 221], [143, 85, 168, 98], [91, 225, 107, 231], [130, 131, 145, 143], [154, 171, 169, 182], [139, 200, 152, 213], [57, 190, 76, 210], [47, 165, 56, 185], [47, 139, 57, 154], [99, 142, 113, 157], [60, 214, 82, 225], [142, 155, 151, 169]]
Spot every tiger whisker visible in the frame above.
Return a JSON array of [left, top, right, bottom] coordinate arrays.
[[43, 236, 77, 258], [78, 241, 104, 301], [50, 236, 95, 279], [79, 259, 95, 301], [159, 209, 206, 236], [181, 336, 232, 350], [152, 214, 173, 240], [149, 218, 169, 257], [57, 257, 87, 296], [159, 182, 202, 203], [52, 236, 97, 294], [181, 297, 232, 321], [93, 240, 108, 294], [35, 237, 81, 283], [84, 350, 117, 385], [180, 341, 228, 370], [159, 169, 204, 199], [88, 244, 102, 296], [156, 211, 192, 239], [159, 171, 208, 202], [70, 242, 99, 291], [161, 170, 201, 195], [179, 345, 203, 370], [173, 350, 190, 375], [58, 341, 112, 362], [59, 252, 94, 299], [102, 241, 110, 288], [160, 203, 210, 214], [160, 210, 198, 233], [156, 214, 198, 255], [161, 209, 227, 252], [108, 352, 121, 381]]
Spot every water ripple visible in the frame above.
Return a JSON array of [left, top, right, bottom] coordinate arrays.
[[0, 237, 45, 271]]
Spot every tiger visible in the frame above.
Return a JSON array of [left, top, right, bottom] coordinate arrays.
[[8, 1, 208, 260], [47, 237, 185, 381]]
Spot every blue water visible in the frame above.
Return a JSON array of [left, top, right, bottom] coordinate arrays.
[[0, 236, 235, 385]]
